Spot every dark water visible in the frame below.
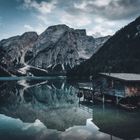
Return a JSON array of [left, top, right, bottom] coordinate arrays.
[[0, 77, 140, 140]]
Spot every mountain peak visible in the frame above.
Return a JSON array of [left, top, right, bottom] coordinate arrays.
[[20, 32, 38, 41], [47, 24, 70, 29], [42, 24, 87, 37], [21, 32, 38, 37], [42, 24, 72, 35], [29, 24, 110, 73]]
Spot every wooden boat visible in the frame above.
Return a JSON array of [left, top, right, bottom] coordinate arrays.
[[119, 103, 137, 110]]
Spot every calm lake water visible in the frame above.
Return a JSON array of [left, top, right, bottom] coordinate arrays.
[[0, 77, 140, 140]]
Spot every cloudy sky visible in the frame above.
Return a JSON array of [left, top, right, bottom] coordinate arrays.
[[0, 0, 140, 40]]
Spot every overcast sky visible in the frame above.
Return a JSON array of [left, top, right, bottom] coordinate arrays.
[[0, 0, 140, 40]]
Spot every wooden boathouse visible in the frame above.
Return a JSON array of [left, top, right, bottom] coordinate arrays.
[[77, 73, 140, 109], [97, 73, 140, 97]]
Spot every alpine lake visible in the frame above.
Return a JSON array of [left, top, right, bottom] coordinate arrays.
[[0, 76, 140, 140]]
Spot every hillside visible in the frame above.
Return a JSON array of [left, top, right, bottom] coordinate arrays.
[[67, 16, 140, 78]]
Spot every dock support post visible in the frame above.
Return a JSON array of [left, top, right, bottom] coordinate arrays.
[[79, 96, 80, 103], [102, 95, 105, 112], [110, 135, 112, 140], [116, 97, 119, 105], [92, 93, 94, 103], [103, 94, 105, 104]]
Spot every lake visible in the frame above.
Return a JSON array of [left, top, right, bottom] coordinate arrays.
[[0, 77, 140, 140]]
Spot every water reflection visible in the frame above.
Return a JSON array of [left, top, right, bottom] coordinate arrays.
[[0, 78, 139, 140], [0, 114, 121, 140], [80, 103, 140, 140], [0, 78, 85, 131]]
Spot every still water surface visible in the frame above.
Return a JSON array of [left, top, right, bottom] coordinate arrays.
[[0, 77, 140, 140]]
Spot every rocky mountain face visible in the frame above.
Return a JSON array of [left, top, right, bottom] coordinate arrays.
[[75, 31, 110, 60], [0, 25, 109, 76], [67, 16, 140, 78], [28, 25, 110, 74], [0, 32, 38, 70], [29, 25, 79, 74], [0, 65, 13, 76]]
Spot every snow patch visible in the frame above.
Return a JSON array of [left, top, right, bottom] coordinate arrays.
[[62, 64, 65, 71], [18, 64, 30, 75], [18, 64, 48, 75]]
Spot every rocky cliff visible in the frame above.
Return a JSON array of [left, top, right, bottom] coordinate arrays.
[[28, 25, 109, 74], [0, 25, 109, 76], [0, 32, 38, 69]]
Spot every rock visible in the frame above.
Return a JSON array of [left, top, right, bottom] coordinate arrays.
[[0, 32, 38, 69], [0, 25, 109, 76], [29, 24, 109, 74]]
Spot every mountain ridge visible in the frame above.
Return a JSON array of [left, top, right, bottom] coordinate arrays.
[[0, 24, 110, 76], [26, 24, 110, 74], [67, 16, 140, 78]]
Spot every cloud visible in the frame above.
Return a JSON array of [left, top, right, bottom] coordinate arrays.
[[92, 0, 112, 7], [60, 12, 92, 27], [72, 0, 140, 20], [23, 0, 57, 14], [24, 24, 45, 34], [21, 0, 140, 21], [88, 26, 114, 37], [73, 1, 87, 11], [24, 24, 34, 30], [87, 20, 116, 37], [20, 0, 140, 37]]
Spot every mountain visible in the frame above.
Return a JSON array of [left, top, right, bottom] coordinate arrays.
[[0, 32, 38, 69], [28, 24, 110, 74], [67, 16, 140, 78], [0, 25, 110, 76]]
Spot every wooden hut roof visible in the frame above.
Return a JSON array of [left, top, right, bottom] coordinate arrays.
[[100, 73, 140, 82]]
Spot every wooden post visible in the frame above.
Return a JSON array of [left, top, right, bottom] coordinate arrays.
[[102, 95, 105, 112], [92, 93, 94, 103], [79, 96, 80, 103], [116, 96, 119, 105], [103, 94, 105, 104], [110, 135, 112, 140]]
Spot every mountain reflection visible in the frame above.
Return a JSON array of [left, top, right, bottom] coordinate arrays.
[[0, 78, 78, 107], [0, 78, 140, 140], [0, 78, 87, 131]]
